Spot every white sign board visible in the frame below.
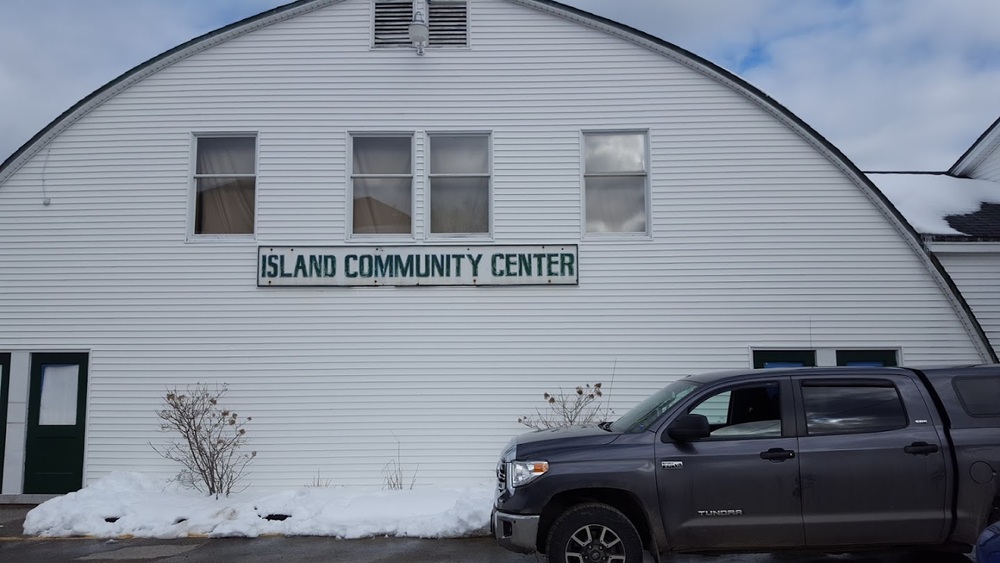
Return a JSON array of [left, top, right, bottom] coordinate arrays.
[[258, 245, 578, 287]]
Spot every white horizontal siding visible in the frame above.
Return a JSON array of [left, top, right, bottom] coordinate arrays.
[[937, 252, 1000, 358], [0, 0, 986, 491], [968, 138, 1000, 182]]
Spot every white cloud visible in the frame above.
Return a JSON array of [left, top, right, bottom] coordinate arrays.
[[2, 0, 998, 171]]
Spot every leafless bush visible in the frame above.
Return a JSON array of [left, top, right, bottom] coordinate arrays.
[[305, 470, 333, 488], [382, 432, 417, 490], [151, 383, 256, 499], [518, 382, 611, 429]]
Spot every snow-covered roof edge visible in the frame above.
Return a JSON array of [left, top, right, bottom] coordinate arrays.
[[950, 114, 1000, 177], [867, 172, 1000, 237]]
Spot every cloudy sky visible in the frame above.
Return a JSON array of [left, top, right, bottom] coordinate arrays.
[[2, 0, 998, 171]]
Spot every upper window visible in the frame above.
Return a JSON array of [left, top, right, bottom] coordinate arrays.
[[373, 0, 468, 49], [753, 350, 816, 369], [429, 134, 490, 235], [352, 136, 413, 235], [193, 136, 256, 235], [584, 132, 648, 234], [836, 350, 898, 367], [801, 383, 907, 435]]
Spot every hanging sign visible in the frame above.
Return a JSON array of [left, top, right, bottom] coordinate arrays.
[[258, 245, 578, 287]]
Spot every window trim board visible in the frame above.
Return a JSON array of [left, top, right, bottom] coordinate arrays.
[[187, 131, 259, 241], [580, 129, 652, 238]]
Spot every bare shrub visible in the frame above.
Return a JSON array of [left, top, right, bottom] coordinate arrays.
[[151, 383, 256, 498], [305, 470, 333, 488], [382, 432, 417, 490], [518, 382, 611, 429]]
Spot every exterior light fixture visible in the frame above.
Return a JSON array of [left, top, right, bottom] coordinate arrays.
[[408, 11, 429, 56]]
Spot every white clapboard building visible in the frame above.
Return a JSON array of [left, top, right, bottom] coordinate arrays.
[[0, 0, 995, 496]]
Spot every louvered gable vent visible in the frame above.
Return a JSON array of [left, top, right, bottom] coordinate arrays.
[[429, 1, 468, 46], [374, 0, 413, 46], [373, 0, 468, 48]]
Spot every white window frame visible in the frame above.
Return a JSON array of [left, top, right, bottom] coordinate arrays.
[[750, 348, 904, 368], [581, 130, 651, 239], [348, 132, 416, 241], [188, 132, 258, 242], [424, 130, 493, 241]]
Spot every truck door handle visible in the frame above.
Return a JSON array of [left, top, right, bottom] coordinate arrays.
[[903, 442, 940, 455], [760, 448, 795, 461]]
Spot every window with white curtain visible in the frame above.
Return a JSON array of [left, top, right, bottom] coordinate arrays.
[[352, 135, 413, 235], [193, 136, 256, 235], [429, 134, 489, 235], [583, 132, 648, 234]]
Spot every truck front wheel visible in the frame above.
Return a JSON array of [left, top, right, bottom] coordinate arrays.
[[545, 503, 643, 563]]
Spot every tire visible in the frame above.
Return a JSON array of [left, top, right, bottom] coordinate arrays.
[[545, 503, 643, 563]]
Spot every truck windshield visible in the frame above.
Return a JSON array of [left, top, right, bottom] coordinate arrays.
[[610, 380, 700, 433]]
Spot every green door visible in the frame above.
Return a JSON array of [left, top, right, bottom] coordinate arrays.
[[24, 353, 89, 494], [0, 354, 9, 492]]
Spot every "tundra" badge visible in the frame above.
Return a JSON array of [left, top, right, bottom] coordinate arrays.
[[697, 509, 744, 517]]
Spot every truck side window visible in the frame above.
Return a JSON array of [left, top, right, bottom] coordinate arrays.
[[953, 376, 1000, 416], [801, 384, 907, 435], [689, 383, 781, 438]]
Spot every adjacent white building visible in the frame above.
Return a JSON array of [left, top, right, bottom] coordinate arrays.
[[871, 115, 1000, 361], [0, 0, 994, 496]]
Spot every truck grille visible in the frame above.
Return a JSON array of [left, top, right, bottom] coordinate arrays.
[[496, 461, 506, 493]]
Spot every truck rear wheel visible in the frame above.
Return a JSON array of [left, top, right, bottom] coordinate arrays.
[[546, 503, 643, 563]]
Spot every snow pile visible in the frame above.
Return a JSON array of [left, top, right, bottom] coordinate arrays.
[[868, 173, 1000, 235], [23, 472, 494, 539]]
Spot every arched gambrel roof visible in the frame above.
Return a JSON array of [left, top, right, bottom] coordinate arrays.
[[950, 113, 1000, 177], [1, 0, 995, 362]]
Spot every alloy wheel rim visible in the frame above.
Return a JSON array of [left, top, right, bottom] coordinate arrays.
[[564, 523, 626, 563]]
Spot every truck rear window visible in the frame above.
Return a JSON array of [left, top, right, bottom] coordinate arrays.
[[953, 376, 1000, 417], [801, 383, 907, 435]]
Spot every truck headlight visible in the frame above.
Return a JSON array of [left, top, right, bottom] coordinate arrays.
[[507, 461, 549, 489]]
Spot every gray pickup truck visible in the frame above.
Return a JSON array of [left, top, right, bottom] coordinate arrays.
[[493, 365, 1000, 561]]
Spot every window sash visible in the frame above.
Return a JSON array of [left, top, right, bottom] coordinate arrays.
[[585, 176, 646, 233], [353, 177, 413, 235], [584, 133, 647, 174], [428, 134, 490, 235], [430, 177, 489, 234], [193, 136, 256, 235], [352, 136, 413, 236], [584, 132, 648, 234]]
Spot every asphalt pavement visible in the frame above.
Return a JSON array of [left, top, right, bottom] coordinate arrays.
[[0, 505, 976, 562]]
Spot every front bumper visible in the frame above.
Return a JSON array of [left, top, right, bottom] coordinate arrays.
[[492, 508, 540, 554]]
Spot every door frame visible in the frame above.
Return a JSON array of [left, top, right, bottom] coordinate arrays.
[[0, 353, 9, 492], [24, 352, 89, 494]]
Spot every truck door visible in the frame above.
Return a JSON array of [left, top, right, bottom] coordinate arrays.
[[655, 378, 805, 550], [794, 374, 948, 547]]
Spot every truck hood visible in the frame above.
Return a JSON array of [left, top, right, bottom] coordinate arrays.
[[513, 425, 619, 458]]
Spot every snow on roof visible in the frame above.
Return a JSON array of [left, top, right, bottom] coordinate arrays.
[[867, 173, 1000, 236]]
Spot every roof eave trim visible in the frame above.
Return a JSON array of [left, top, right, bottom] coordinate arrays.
[[0, 0, 335, 184], [949, 114, 1000, 177]]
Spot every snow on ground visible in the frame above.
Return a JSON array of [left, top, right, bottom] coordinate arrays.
[[23, 471, 495, 539]]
